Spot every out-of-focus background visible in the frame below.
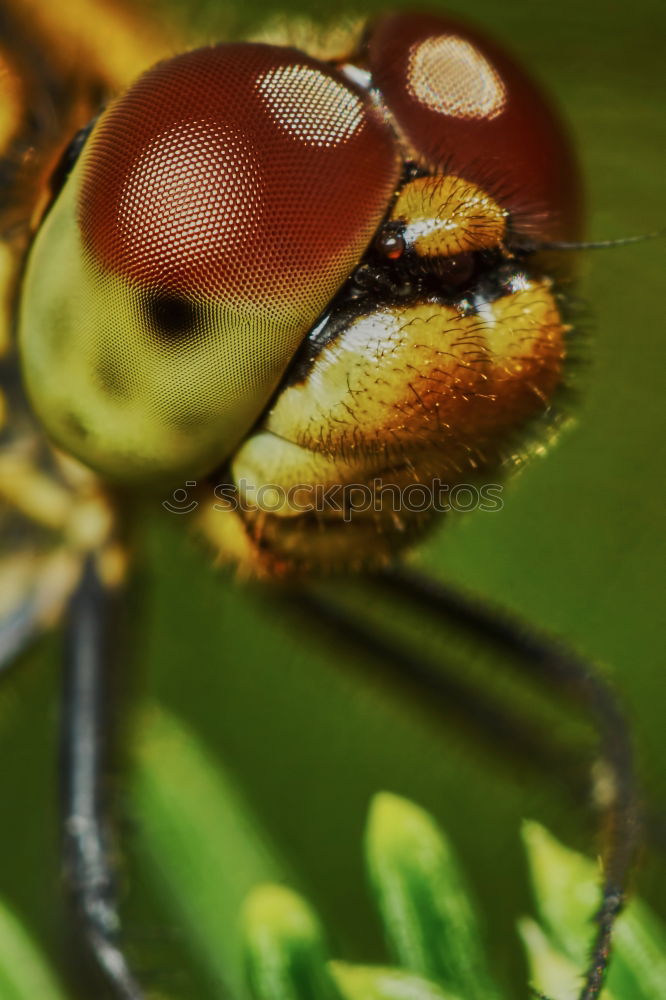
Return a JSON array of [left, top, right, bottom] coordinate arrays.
[[0, 0, 664, 997]]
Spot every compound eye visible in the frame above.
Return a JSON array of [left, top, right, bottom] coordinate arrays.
[[366, 12, 582, 240], [146, 294, 200, 340], [19, 44, 399, 484]]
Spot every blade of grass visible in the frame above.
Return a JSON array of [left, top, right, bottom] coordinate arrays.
[[0, 897, 68, 1000], [331, 961, 464, 1000], [243, 885, 343, 1000], [130, 704, 293, 999], [365, 792, 501, 1000], [522, 821, 666, 1000]]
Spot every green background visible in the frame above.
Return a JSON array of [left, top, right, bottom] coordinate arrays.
[[0, 0, 664, 997]]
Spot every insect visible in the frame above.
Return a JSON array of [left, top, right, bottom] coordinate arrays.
[[0, 0, 660, 996]]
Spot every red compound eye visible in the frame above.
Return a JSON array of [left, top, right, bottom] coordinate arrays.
[[365, 12, 582, 240], [79, 43, 399, 318]]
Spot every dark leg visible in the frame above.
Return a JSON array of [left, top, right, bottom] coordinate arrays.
[[376, 566, 640, 1000], [61, 556, 144, 1000], [285, 565, 641, 1000], [287, 586, 587, 787]]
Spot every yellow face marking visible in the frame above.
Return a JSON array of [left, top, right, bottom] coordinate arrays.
[[390, 175, 508, 256], [198, 277, 565, 576], [261, 278, 562, 470]]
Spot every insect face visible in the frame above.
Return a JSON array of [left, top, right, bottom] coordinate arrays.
[[19, 11, 579, 575]]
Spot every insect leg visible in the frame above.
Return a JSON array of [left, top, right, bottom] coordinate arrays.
[[375, 566, 639, 1000], [61, 555, 144, 1000], [286, 567, 640, 1000], [285, 585, 586, 785]]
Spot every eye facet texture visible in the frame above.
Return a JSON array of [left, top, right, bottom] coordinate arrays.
[[80, 44, 398, 303], [366, 12, 582, 240]]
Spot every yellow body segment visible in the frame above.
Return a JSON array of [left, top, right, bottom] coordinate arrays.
[[199, 277, 565, 575], [390, 175, 508, 256], [13, 0, 174, 88], [265, 280, 562, 465]]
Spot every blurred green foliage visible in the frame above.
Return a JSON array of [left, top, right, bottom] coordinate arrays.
[[8, 775, 666, 1000], [242, 792, 666, 1000]]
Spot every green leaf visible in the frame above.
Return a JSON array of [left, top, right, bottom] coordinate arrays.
[[131, 705, 291, 999], [0, 897, 67, 1000], [611, 899, 666, 1000], [521, 820, 598, 963], [522, 821, 666, 1000], [518, 916, 616, 1000], [243, 885, 343, 1000], [365, 792, 501, 1000], [331, 962, 463, 1000]]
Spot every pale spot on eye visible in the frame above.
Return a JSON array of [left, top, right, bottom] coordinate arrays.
[[407, 34, 507, 121], [256, 64, 365, 146]]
